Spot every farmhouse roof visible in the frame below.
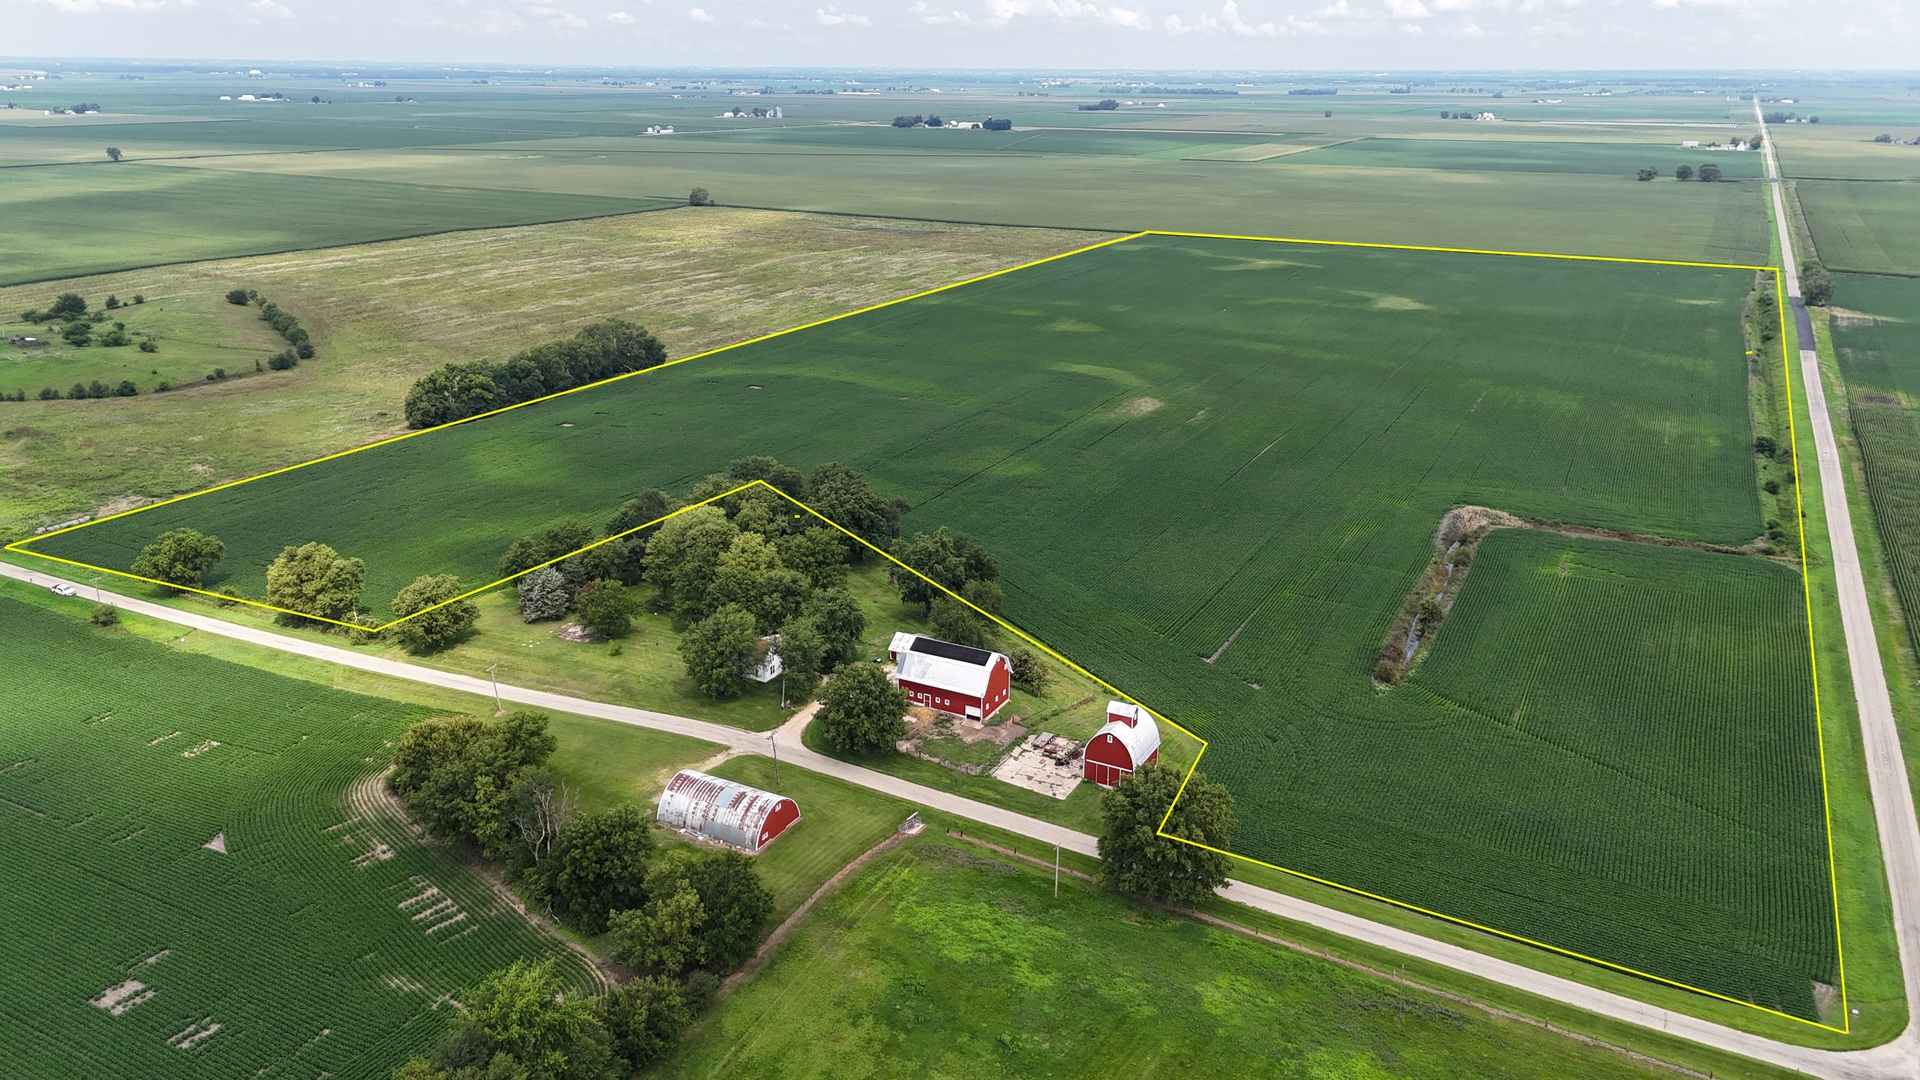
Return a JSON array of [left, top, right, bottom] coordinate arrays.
[[891, 633, 1005, 698], [1092, 712, 1161, 765]]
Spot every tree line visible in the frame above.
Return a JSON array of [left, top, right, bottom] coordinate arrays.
[[384, 708, 774, 1078], [227, 287, 315, 369], [403, 319, 667, 429]]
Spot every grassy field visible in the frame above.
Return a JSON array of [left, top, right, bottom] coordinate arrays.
[[663, 831, 1724, 1080], [0, 208, 1109, 536], [0, 589, 591, 1079], [23, 232, 1845, 1020]]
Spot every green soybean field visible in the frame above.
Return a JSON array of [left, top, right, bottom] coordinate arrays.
[[24, 233, 1837, 1019], [0, 588, 584, 1078], [1832, 275, 1920, 654]]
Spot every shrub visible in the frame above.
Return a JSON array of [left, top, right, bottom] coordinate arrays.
[[1009, 647, 1050, 693], [49, 293, 86, 318], [815, 660, 907, 754], [138, 338, 158, 353], [154, 379, 170, 390], [264, 541, 364, 624], [61, 322, 92, 346], [391, 574, 479, 653], [132, 294, 145, 304], [38, 387, 57, 400], [1636, 167, 1656, 181], [89, 604, 119, 627], [517, 565, 571, 622], [688, 186, 714, 206], [268, 349, 298, 370], [225, 288, 250, 305], [104, 294, 120, 309], [1097, 762, 1235, 905], [130, 527, 224, 589]]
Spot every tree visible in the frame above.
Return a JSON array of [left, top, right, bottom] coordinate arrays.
[[498, 520, 596, 578], [105, 147, 121, 161], [225, 288, 252, 305], [1097, 762, 1235, 906], [540, 806, 654, 933], [391, 574, 479, 653], [678, 849, 773, 970], [1636, 167, 1656, 181], [517, 566, 572, 622], [707, 533, 809, 633], [928, 594, 989, 648], [1675, 164, 1694, 181], [807, 463, 902, 551], [645, 504, 738, 618], [605, 488, 669, 536], [62, 322, 92, 346], [574, 579, 635, 639], [777, 526, 848, 588], [599, 977, 690, 1071], [609, 847, 772, 977], [815, 660, 907, 754], [389, 711, 557, 858], [1698, 162, 1722, 182], [678, 605, 760, 699], [773, 614, 826, 692], [1876, 133, 1895, 143], [1801, 260, 1836, 307], [464, 960, 611, 1080], [1009, 647, 1050, 694], [264, 541, 364, 624], [890, 527, 998, 609], [49, 292, 86, 318], [799, 587, 866, 669], [892, 114, 923, 127], [688, 187, 714, 206], [404, 360, 506, 428], [130, 527, 224, 590], [610, 882, 706, 978]]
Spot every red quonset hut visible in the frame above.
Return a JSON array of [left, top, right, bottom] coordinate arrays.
[[887, 632, 1012, 721], [1084, 701, 1162, 788], [655, 768, 801, 854]]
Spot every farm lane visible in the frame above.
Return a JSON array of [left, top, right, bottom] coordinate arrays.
[[5, 555, 1915, 1078], [1762, 99, 1920, 1070]]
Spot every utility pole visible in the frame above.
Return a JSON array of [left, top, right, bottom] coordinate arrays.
[[767, 732, 782, 787], [485, 663, 503, 715], [1054, 844, 1060, 898], [780, 674, 787, 710]]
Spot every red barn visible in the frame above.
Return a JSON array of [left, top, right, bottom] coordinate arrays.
[[887, 632, 1012, 721], [655, 769, 801, 854], [1084, 700, 1162, 788]]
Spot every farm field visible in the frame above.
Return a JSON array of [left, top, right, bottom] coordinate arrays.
[[1830, 275, 1920, 650], [1794, 181, 1920, 276], [20, 231, 1846, 1020], [660, 830, 1736, 1080], [0, 591, 592, 1079], [0, 208, 1108, 537]]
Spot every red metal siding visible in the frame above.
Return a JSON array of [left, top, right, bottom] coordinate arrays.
[[758, 798, 801, 850], [898, 678, 983, 716], [1083, 731, 1157, 788]]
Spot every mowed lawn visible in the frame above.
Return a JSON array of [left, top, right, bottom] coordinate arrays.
[[662, 833, 1707, 1080], [0, 588, 590, 1079], [27, 234, 1837, 1018]]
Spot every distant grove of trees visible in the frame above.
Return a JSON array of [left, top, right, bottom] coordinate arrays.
[[228, 288, 317, 368], [403, 318, 667, 428], [9, 292, 160, 401]]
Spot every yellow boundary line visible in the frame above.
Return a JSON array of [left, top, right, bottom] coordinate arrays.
[[5, 229, 1850, 1032]]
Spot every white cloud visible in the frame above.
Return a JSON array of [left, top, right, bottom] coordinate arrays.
[[976, 0, 1149, 28], [606, 9, 634, 21], [1653, 0, 1776, 7], [912, 1, 976, 21], [248, 0, 291, 16], [1387, 0, 1432, 18], [1319, 0, 1355, 14], [28, 0, 175, 10], [817, 5, 871, 24], [687, 5, 713, 19], [1220, 0, 1276, 34]]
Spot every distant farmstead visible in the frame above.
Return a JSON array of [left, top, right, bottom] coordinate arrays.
[[888, 632, 1012, 721], [1083, 701, 1161, 788], [655, 769, 801, 854]]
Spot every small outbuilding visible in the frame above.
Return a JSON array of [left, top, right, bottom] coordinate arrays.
[[656, 769, 800, 854], [1083, 700, 1162, 788], [888, 631, 1012, 721]]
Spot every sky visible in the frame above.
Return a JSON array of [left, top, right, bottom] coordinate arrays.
[[4, 0, 1916, 71]]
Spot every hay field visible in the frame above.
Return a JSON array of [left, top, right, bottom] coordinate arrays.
[[27, 233, 1842, 1019]]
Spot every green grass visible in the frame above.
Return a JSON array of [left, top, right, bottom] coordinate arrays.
[[0, 294, 295, 398], [0, 591, 589, 1079], [22, 233, 1837, 1019], [1794, 181, 1920, 275], [661, 832, 1723, 1080]]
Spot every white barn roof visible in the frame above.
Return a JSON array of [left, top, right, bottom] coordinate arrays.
[[1106, 700, 1151, 727], [656, 769, 798, 852], [1092, 712, 1161, 766], [890, 634, 1005, 698]]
